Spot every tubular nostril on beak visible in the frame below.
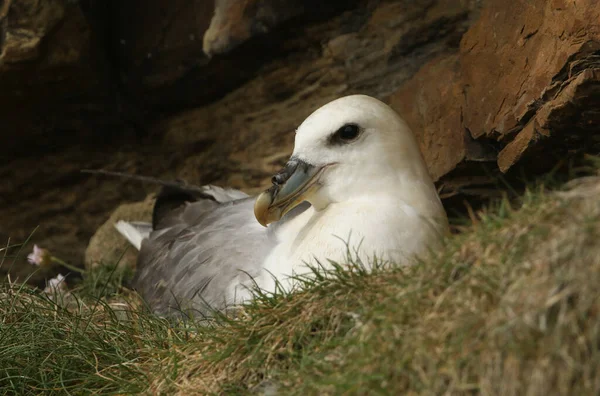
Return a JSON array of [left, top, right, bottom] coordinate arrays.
[[272, 174, 285, 185], [272, 160, 299, 186]]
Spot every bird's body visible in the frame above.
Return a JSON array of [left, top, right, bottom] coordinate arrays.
[[116, 95, 448, 317]]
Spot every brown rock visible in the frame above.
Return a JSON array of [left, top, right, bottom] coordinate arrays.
[[497, 67, 600, 172], [203, 0, 305, 56], [389, 55, 467, 181], [459, 0, 600, 164], [461, 0, 599, 138], [388, 0, 600, 188], [497, 122, 538, 173], [0, 0, 64, 63], [0, 0, 94, 86]]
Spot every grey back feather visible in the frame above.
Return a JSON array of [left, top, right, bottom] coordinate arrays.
[[134, 196, 275, 317], [200, 185, 249, 202]]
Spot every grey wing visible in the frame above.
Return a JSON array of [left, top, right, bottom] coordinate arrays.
[[133, 196, 277, 317]]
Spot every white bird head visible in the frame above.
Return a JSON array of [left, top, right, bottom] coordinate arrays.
[[254, 94, 439, 226]]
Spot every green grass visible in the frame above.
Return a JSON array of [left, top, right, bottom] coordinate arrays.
[[2, 174, 600, 394], [0, 274, 182, 394]]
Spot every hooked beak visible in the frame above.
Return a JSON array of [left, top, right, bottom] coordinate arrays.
[[254, 158, 325, 227]]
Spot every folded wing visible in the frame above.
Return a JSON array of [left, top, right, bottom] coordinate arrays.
[[131, 186, 278, 317]]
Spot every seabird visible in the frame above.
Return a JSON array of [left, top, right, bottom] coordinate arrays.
[[115, 95, 449, 317]]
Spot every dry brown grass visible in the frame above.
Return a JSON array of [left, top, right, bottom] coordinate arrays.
[[144, 176, 600, 394]]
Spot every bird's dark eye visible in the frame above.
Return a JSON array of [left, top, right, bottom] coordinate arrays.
[[330, 124, 361, 145]]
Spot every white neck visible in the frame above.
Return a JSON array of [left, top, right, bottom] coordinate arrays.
[[268, 176, 447, 272]]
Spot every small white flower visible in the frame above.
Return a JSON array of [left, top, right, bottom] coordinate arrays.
[[27, 245, 51, 267], [44, 274, 68, 295]]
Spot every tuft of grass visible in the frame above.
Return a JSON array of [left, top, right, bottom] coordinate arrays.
[[76, 263, 135, 300], [0, 273, 184, 395], [2, 173, 600, 394]]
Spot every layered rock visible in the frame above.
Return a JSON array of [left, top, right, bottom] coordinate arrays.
[[390, 0, 600, 200]]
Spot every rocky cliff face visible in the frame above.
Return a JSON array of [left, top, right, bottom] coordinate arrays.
[[393, 0, 600, 197], [1, 0, 598, 283]]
